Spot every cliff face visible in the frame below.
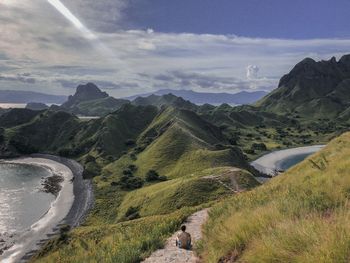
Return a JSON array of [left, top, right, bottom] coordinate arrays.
[[60, 83, 129, 116], [256, 55, 350, 120], [61, 83, 109, 108]]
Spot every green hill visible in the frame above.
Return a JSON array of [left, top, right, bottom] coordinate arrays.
[[26, 103, 260, 263], [256, 55, 350, 121], [0, 108, 42, 128], [199, 131, 350, 262], [103, 106, 256, 182], [0, 105, 158, 173], [31, 106, 350, 263]]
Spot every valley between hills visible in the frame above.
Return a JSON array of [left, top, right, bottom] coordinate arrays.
[[1, 55, 350, 262]]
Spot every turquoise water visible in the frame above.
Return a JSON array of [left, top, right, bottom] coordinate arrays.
[[276, 153, 311, 171], [0, 163, 55, 234]]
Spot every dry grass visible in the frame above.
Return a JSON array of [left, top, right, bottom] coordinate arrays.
[[199, 132, 350, 263]]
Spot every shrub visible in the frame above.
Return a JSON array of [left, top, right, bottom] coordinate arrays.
[[125, 206, 140, 220], [228, 138, 238, 145], [119, 175, 144, 190], [251, 143, 267, 151], [58, 148, 72, 157], [214, 144, 226, 150], [85, 155, 96, 163], [58, 224, 71, 242], [123, 169, 133, 176], [145, 170, 167, 182], [125, 139, 136, 146], [110, 181, 118, 186], [145, 170, 160, 182], [83, 161, 101, 178], [130, 153, 137, 161], [158, 175, 168, 181], [244, 149, 255, 154], [10, 137, 38, 154], [128, 164, 138, 172]]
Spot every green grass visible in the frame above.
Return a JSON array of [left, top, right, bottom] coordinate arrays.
[[32, 208, 196, 263], [74, 97, 129, 117], [199, 131, 350, 263], [34, 162, 258, 262], [116, 169, 231, 220], [34, 165, 242, 262], [104, 107, 252, 180]]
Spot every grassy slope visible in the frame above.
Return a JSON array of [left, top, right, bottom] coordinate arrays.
[[32, 106, 260, 263], [116, 167, 256, 221], [199, 131, 350, 263], [2, 105, 158, 166], [73, 97, 130, 117], [32, 208, 196, 263], [104, 107, 253, 179], [89, 107, 255, 223]]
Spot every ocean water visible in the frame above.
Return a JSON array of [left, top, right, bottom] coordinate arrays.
[[0, 163, 55, 234], [0, 103, 27, 109], [276, 153, 311, 171]]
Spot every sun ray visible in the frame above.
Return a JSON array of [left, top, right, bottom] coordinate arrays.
[[47, 0, 97, 40]]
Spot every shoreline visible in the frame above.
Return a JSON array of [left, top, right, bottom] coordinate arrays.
[[0, 154, 93, 263], [251, 145, 325, 182]]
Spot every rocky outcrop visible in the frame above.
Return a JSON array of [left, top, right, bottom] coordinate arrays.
[[25, 102, 49, 111], [61, 83, 109, 108], [60, 83, 129, 116], [256, 55, 350, 120]]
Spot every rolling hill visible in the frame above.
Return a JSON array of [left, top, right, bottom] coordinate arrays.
[[0, 105, 159, 174], [28, 104, 260, 263]]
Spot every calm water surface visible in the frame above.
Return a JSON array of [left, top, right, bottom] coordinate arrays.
[[0, 163, 54, 234], [276, 153, 311, 171]]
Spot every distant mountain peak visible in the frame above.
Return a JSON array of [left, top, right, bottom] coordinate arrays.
[[74, 83, 108, 100], [62, 83, 109, 108]]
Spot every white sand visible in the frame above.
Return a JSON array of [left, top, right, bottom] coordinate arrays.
[[251, 145, 325, 181], [0, 157, 74, 263]]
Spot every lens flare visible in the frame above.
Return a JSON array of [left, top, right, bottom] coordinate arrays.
[[47, 0, 130, 74], [47, 0, 97, 40]]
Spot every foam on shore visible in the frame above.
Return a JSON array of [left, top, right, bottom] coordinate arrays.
[[0, 158, 74, 263]]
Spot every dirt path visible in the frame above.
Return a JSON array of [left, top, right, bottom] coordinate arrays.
[[142, 209, 209, 263], [203, 168, 242, 193]]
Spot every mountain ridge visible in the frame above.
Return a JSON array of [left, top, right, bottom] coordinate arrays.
[[126, 89, 267, 105]]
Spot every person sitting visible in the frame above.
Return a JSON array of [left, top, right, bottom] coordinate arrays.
[[176, 225, 192, 250]]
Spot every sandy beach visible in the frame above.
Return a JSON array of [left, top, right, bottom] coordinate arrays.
[[0, 155, 93, 263], [251, 145, 325, 182]]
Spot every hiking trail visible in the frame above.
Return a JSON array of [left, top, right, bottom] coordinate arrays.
[[142, 209, 209, 263]]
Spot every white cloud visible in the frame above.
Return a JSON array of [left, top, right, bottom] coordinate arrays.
[[61, 0, 127, 32], [1, 1, 350, 97], [246, 65, 259, 79]]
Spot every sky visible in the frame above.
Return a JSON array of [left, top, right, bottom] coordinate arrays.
[[0, 0, 350, 97]]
